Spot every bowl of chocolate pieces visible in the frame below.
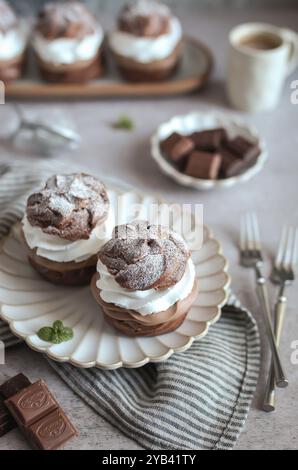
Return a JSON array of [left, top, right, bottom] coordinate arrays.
[[151, 112, 267, 190]]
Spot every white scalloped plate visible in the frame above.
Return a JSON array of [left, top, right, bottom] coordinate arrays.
[[151, 111, 268, 190], [0, 187, 230, 369]]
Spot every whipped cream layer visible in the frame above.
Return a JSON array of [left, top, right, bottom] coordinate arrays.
[[33, 27, 104, 65], [22, 208, 113, 263], [109, 17, 182, 64], [97, 257, 195, 316], [0, 25, 27, 61]]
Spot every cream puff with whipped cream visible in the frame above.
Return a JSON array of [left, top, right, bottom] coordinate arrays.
[[32, 1, 104, 83], [21, 173, 113, 286], [109, 0, 182, 82], [91, 220, 199, 336], [0, 0, 28, 82]]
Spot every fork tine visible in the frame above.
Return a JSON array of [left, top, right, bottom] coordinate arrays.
[[275, 225, 288, 269], [284, 226, 294, 269], [252, 212, 261, 249], [240, 215, 247, 250], [246, 213, 254, 250]]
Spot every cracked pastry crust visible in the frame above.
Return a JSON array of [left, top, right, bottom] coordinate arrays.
[[98, 220, 190, 291], [26, 173, 109, 242]]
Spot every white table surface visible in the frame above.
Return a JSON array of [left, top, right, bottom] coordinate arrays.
[[0, 7, 298, 450]]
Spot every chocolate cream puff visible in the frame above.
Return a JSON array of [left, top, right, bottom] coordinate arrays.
[[109, 0, 182, 82], [32, 1, 104, 83], [91, 220, 199, 336], [0, 0, 28, 82], [21, 173, 113, 286]]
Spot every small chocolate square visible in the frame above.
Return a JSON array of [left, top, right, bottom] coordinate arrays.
[[160, 132, 194, 162], [28, 409, 77, 450], [190, 128, 227, 151], [0, 374, 31, 400], [185, 151, 222, 180], [5, 380, 58, 427], [225, 136, 260, 161]]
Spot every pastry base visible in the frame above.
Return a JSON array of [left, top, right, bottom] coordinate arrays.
[[36, 49, 104, 84], [28, 256, 96, 286], [91, 273, 199, 337], [0, 52, 26, 82], [21, 230, 98, 286], [111, 42, 182, 82]]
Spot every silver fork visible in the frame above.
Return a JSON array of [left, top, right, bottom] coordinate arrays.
[[240, 213, 288, 388], [263, 226, 298, 411]]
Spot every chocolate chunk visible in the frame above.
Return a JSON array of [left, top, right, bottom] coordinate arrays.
[[190, 128, 227, 152], [160, 132, 194, 162], [219, 138, 260, 178], [0, 374, 32, 437], [0, 400, 15, 437], [0, 373, 31, 400], [28, 409, 77, 450], [184, 151, 222, 179], [225, 136, 260, 161], [5, 379, 58, 426]]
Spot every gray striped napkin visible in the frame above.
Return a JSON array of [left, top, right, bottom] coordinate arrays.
[[0, 160, 260, 450]]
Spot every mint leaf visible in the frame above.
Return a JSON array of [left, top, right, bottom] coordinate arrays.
[[37, 321, 74, 344], [113, 115, 134, 130], [37, 326, 54, 342], [53, 320, 64, 333], [51, 332, 61, 344], [59, 327, 74, 342]]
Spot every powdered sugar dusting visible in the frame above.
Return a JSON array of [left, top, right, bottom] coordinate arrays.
[[99, 220, 189, 291], [122, 0, 170, 20], [26, 173, 109, 241]]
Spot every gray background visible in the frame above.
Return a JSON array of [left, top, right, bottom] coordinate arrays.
[[8, 0, 298, 15]]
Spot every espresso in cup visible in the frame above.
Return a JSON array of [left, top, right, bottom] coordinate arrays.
[[227, 23, 298, 112], [238, 32, 282, 51]]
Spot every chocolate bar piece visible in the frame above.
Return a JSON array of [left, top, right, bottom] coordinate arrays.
[[0, 373, 31, 400], [190, 128, 227, 151], [0, 374, 32, 437], [5, 379, 77, 450], [219, 141, 259, 178], [28, 409, 77, 450], [160, 132, 194, 162], [6, 379, 59, 427], [0, 400, 15, 437], [225, 136, 260, 161], [185, 151, 222, 179]]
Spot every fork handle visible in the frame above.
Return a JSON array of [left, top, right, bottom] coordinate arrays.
[[262, 296, 287, 411], [256, 278, 288, 388]]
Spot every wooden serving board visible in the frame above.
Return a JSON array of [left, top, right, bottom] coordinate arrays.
[[5, 37, 213, 99]]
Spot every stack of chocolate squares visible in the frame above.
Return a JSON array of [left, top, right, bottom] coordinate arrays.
[[0, 374, 77, 450], [160, 127, 261, 180]]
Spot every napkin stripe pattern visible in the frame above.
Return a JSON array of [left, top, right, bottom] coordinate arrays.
[[0, 161, 261, 450]]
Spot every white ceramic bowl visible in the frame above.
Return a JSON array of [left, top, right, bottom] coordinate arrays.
[[151, 111, 268, 190], [0, 185, 230, 369]]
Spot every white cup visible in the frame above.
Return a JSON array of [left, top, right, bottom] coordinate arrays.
[[227, 22, 298, 112]]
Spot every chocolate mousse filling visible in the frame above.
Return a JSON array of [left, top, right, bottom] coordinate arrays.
[[91, 274, 199, 336]]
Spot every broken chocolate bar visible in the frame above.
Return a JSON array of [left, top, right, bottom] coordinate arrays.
[[190, 128, 227, 151], [185, 151, 222, 180], [0, 373, 31, 400], [0, 400, 15, 437], [0, 374, 32, 437], [160, 132, 194, 162], [5, 379, 77, 450]]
